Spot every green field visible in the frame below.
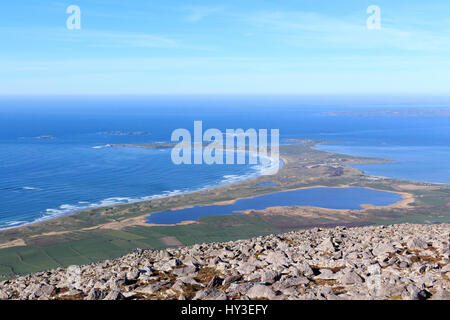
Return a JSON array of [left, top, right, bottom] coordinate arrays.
[[0, 215, 283, 278], [1, 142, 449, 280]]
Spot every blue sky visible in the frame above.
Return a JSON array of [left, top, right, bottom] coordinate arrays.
[[1, 0, 450, 95]]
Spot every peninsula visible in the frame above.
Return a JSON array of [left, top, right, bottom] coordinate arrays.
[[0, 140, 449, 282]]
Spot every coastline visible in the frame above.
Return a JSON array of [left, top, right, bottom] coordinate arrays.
[[2, 137, 397, 233], [8, 185, 411, 239], [0, 140, 445, 235], [314, 142, 450, 185], [95, 185, 415, 230], [1, 140, 450, 279], [0, 144, 284, 232], [0, 140, 418, 234]]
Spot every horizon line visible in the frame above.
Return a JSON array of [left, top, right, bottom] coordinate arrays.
[[1, 93, 450, 97]]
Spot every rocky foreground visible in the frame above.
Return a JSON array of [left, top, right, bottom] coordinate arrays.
[[1, 223, 449, 300]]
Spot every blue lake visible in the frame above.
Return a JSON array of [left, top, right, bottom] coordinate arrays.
[[1, 96, 449, 229], [146, 187, 403, 225]]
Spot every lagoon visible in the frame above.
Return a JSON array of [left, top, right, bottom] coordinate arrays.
[[2, 96, 448, 229], [146, 187, 402, 225]]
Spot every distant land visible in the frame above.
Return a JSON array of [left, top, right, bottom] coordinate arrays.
[[323, 108, 450, 117], [2, 223, 449, 300], [103, 131, 149, 136], [1, 140, 450, 280]]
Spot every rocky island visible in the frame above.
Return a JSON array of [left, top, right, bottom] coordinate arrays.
[[104, 131, 149, 135], [323, 108, 450, 117]]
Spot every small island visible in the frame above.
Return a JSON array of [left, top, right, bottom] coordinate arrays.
[[0, 140, 449, 281], [323, 108, 450, 117], [104, 131, 149, 136]]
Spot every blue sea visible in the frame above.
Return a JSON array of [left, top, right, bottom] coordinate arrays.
[[0, 95, 449, 229]]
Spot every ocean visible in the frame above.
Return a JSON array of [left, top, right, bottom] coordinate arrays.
[[0, 95, 449, 229]]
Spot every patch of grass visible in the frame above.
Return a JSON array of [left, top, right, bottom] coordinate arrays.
[[1, 142, 450, 279], [0, 214, 283, 278], [99, 229, 146, 241], [312, 265, 346, 273], [311, 279, 337, 286], [332, 286, 347, 295], [195, 267, 219, 285]]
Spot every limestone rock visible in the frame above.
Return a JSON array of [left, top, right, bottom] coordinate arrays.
[[246, 284, 276, 299], [407, 237, 428, 250], [372, 243, 396, 257], [193, 288, 227, 300], [1, 223, 448, 301], [339, 271, 364, 285], [317, 237, 336, 253], [103, 290, 125, 300]]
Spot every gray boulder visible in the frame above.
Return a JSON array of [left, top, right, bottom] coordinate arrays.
[[103, 290, 125, 300], [317, 238, 336, 253], [193, 288, 227, 300], [372, 243, 396, 257], [339, 271, 364, 285], [407, 237, 428, 250], [261, 271, 281, 284], [246, 284, 276, 299]]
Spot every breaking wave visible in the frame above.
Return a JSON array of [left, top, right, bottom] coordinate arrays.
[[0, 152, 283, 231]]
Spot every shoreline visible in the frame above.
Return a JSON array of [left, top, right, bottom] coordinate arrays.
[[98, 185, 414, 231], [315, 143, 450, 185], [1, 140, 447, 238], [0, 146, 284, 232], [142, 185, 415, 227], [1, 140, 450, 279], [9, 185, 412, 238], [80, 145, 438, 229]]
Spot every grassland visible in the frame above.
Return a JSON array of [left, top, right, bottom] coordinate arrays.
[[1, 141, 449, 279]]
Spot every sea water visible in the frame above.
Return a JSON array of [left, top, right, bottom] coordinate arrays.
[[0, 95, 449, 229]]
